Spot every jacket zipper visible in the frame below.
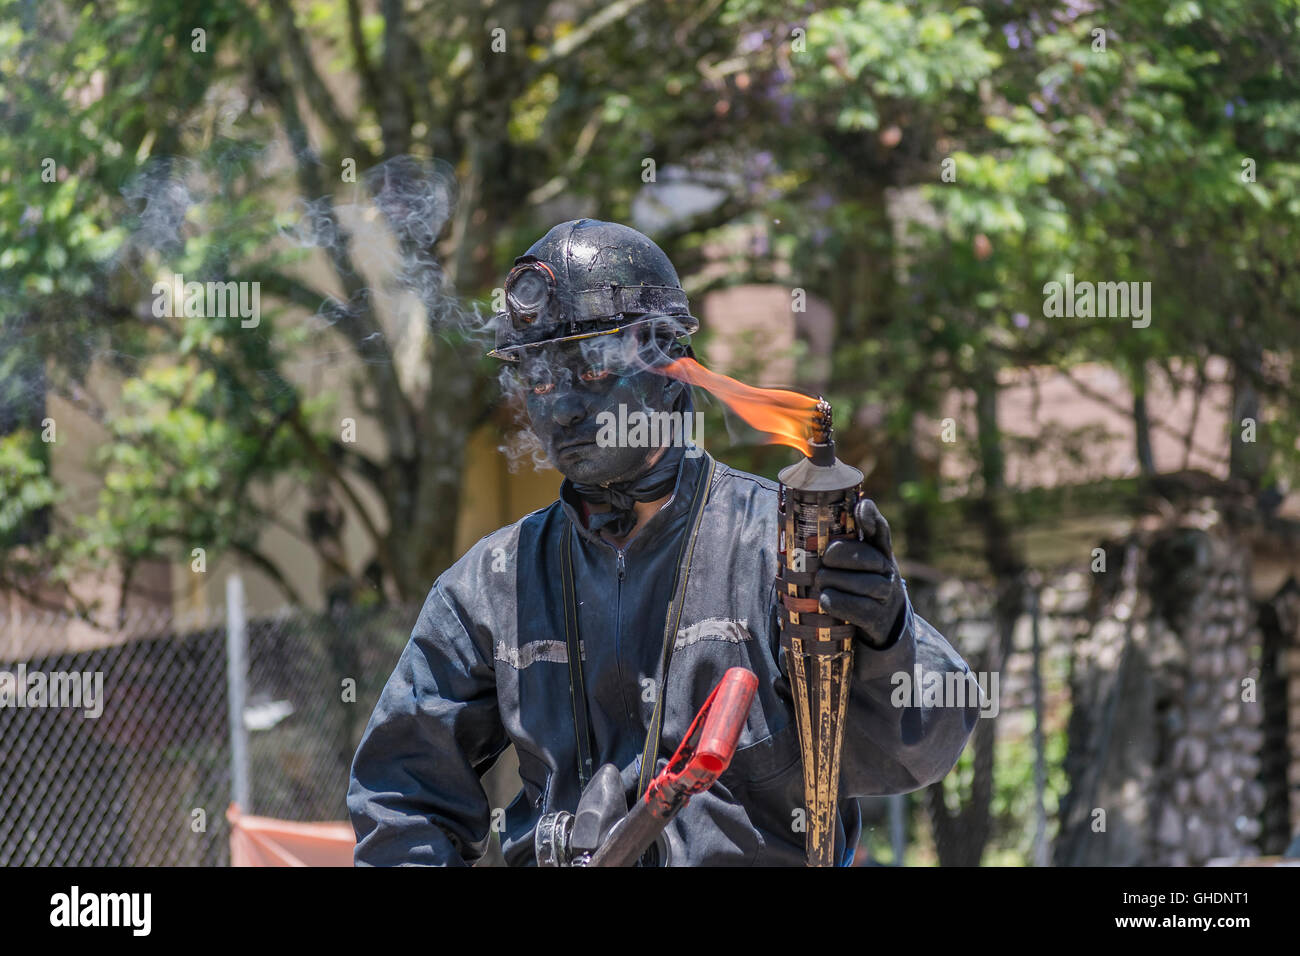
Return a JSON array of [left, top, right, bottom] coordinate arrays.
[[592, 534, 635, 747], [613, 545, 632, 737]]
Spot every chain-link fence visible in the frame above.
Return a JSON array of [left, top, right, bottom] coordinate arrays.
[[0, 601, 418, 866], [0, 572, 1127, 868], [3, 549, 1287, 867]]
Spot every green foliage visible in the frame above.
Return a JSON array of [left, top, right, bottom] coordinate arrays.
[[82, 364, 314, 566], [935, 702, 1071, 866], [3, 0, 1298, 868], [4, 1, 1298, 595], [0, 432, 56, 543]]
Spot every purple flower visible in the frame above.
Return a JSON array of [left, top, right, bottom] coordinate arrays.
[[1013, 312, 1029, 328]]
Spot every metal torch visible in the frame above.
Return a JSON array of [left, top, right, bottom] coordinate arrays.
[[776, 399, 864, 867]]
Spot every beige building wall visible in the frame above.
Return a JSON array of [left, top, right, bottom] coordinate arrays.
[[15, 281, 1299, 650], [455, 425, 563, 552]]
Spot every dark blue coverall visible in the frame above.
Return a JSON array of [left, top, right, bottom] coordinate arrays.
[[348, 449, 978, 865]]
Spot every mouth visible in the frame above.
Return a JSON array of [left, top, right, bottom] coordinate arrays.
[[554, 436, 597, 456]]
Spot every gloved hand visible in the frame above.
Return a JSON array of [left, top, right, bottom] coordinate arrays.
[[814, 498, 908, 650]]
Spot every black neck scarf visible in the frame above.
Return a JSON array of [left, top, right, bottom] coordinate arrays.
[[571, 441, 687, 539]]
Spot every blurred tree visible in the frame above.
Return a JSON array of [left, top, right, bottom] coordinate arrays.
[[0, 0, 756, 608], [668, 0, 1299, 864], [2, 0, 1298, 864]]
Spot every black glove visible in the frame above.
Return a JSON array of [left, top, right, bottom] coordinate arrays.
[[814, 498, 907, 650]]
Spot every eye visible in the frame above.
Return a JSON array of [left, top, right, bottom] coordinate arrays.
[[580, 367, 611, 383], [517, 365, 553, 395]]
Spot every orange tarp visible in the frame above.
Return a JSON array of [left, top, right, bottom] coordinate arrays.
[[227, 803, 355, 867]]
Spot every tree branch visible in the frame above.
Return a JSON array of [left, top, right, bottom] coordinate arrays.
[[268, 0, 372, 166], [232, 542, 307, 608], [379, 0, 414, 158], [1058, 364, 1224, 466], [529, 0, 651, 75], [345, 0, 383, 112], [283, 405, 398, 589]]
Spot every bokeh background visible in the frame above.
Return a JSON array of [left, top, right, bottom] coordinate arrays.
[[2, 0, 1299, 866]]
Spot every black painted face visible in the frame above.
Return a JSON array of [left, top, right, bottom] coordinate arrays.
[[516, 332, 681, 485]]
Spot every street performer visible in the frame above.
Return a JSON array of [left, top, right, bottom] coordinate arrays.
[[347, 219, 978, 866]]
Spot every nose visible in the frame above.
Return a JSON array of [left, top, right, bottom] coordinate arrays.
[[551, 390, 588, 429]]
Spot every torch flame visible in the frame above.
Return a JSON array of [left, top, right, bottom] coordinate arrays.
[[656, 357, 820, 456]]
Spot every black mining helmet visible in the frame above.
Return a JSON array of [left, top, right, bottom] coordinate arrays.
[[487, 219, 699, 362]]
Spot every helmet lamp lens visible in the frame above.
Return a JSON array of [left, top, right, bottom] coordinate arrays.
[[507, 265, 553, 326]]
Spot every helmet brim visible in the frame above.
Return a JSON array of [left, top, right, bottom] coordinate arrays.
[[485, 313, 699, 362]]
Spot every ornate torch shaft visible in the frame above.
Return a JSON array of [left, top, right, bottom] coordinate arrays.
[[776, 400, 864, 867]]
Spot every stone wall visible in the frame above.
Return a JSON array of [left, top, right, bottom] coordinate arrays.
[[917, 501, 1283, 865], [1054, 512, 1267, 865]]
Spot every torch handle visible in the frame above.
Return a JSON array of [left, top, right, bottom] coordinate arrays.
[[588, 667, 758, 867], [777, 466, 863, 867]]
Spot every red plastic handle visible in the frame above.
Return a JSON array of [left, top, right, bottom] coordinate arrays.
[[647, 667, 759, 816], [695, 667, 760, 775]]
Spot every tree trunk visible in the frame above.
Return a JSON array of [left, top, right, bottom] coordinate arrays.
[[923, 363, 1024, 866]]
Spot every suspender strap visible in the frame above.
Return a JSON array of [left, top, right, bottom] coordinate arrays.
[[560, 524, 595, 791], [636, 453, 717, 799]]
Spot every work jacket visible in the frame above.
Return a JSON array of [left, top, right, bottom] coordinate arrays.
[[348, 449, 978, 865]]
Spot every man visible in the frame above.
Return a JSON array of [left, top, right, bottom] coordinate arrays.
[[348, 219, 977, 866]]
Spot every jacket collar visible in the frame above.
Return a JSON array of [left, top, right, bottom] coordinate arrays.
[[559, 445, 712, 552]]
